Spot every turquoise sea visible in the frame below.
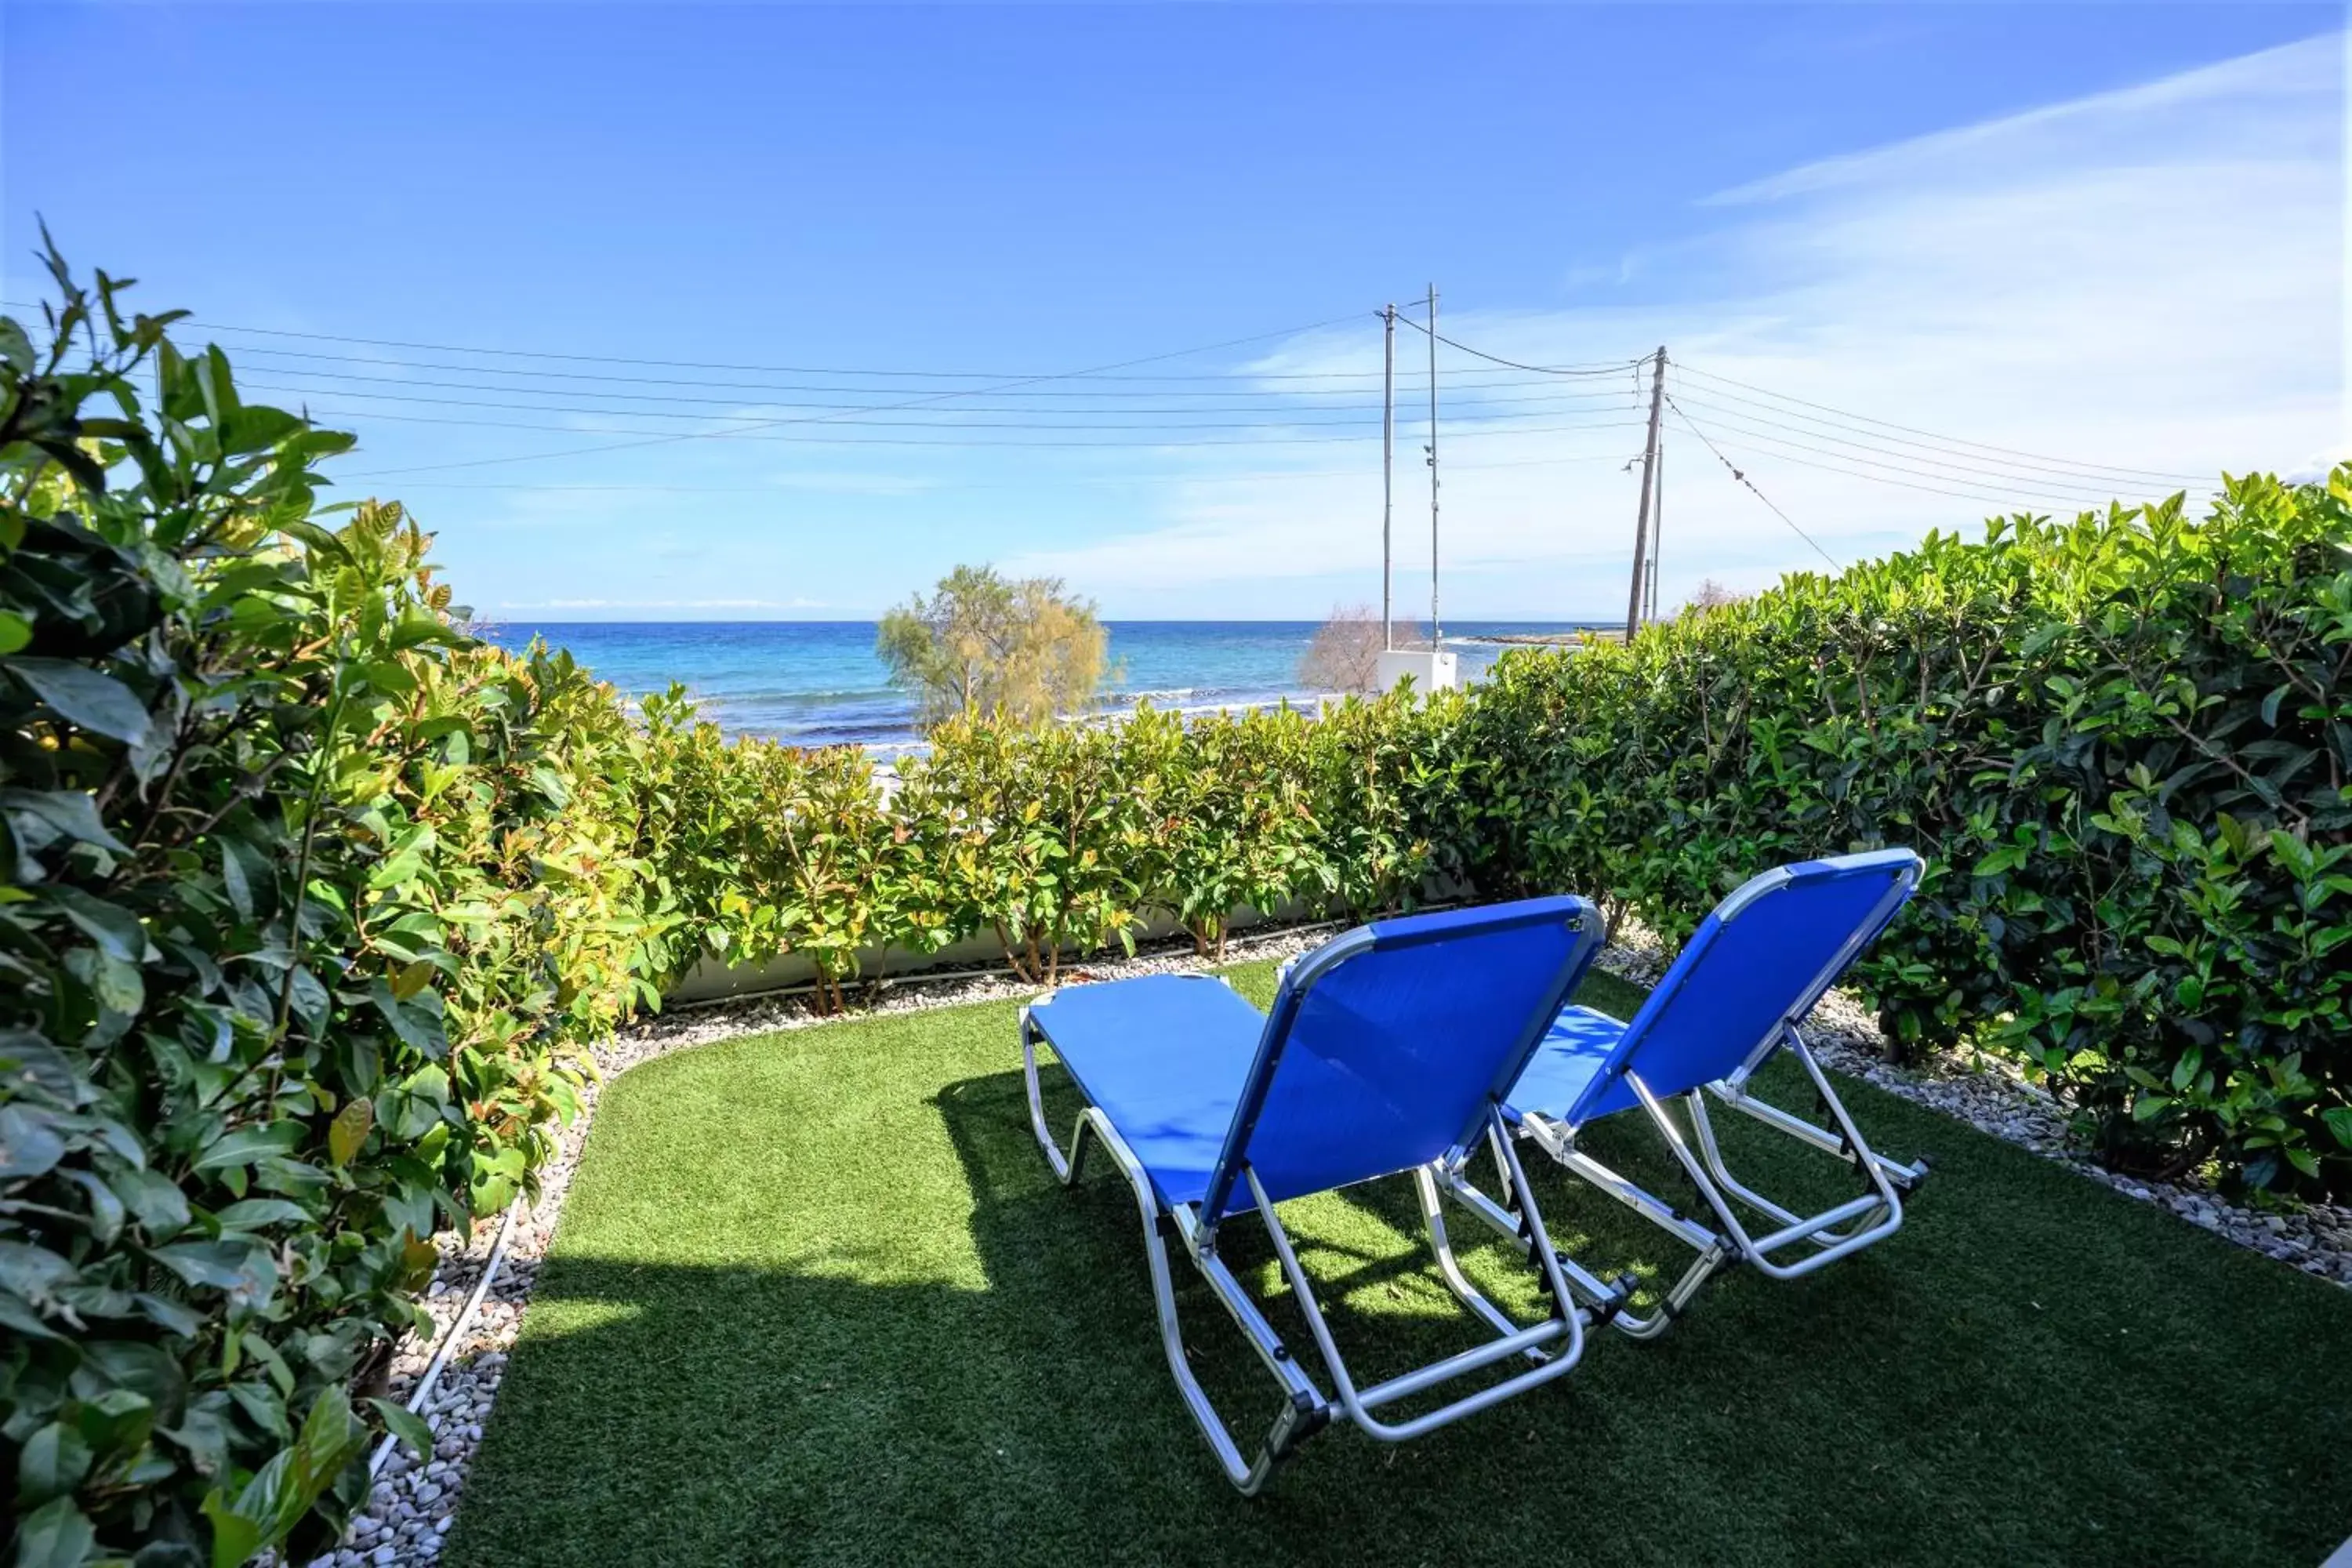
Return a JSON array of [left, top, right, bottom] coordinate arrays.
[[475, 620, 1599, 749]]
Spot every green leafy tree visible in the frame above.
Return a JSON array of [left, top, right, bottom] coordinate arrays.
[[875, 564, 1108, 730]]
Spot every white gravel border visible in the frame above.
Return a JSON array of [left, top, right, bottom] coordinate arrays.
[[1595, 920, 2352, 1290], [314, 917, 2350, 1568]]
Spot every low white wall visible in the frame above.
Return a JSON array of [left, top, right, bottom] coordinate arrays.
[[663, 898, 1322, 1005]]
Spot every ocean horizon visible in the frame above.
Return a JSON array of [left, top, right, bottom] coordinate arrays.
[[475, 619, 1603, 750]]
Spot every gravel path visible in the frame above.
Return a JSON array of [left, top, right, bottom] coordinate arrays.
[[314, 918, 2350, 1567]]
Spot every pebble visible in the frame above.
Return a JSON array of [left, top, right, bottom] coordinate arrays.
[[329, 916, 2348, 1566]]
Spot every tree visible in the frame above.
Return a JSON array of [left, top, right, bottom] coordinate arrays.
[[1298, 603, 1427, 693], [877, 564, 1109, 730], [1682, 578, 1749, 615]]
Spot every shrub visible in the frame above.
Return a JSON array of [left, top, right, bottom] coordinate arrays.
[[895, 715, 1144, 982], [0, 254, 693, 1564], [1297, 604, 1427, 693], [702, 740, 900, 1014], [1125, 703, 1322, 956], [1310, 686, 1478, 920], [1461, 474, 2352, 1198], [2, 264, 452, 1563]]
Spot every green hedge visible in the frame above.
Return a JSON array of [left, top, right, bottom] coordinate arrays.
[[1460, 472, 2352, 1198], [1, 262, 680, 1565], [644, 684, 1468, 995]]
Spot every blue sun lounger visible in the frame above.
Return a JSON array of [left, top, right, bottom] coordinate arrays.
[[1018, 896, 1628, 1493], [1478, 850, 1931, 1337]]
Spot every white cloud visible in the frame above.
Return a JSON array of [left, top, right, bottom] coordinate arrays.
[[1014, 34, 2347, 619]]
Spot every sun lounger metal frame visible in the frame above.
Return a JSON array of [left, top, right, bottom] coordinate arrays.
[[1474, 851, 1932, 1338], [1018, 899, 1630, 1493]]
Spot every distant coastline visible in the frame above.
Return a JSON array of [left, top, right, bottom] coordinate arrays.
[[475, 619, 1606, 750]]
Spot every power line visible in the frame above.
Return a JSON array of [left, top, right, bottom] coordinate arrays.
[[379, 448, 1647, 495], [1668, 379, 2204, 495], [245, 380, 1635, 433], [214, 336, 1582, 392], [24, 307, 1352, 381], [336, 309, 1381, 479], [1693, 427, 2218, 512], [235, 364, 1640, 417], [310, 405, 1650, 451], [1663, 389, 2182, 506], [1664, 394, 1842, 570], [221, 343, 1617, 400], [1673, 361, 2212, 485], [1671, 404, 2221, 510], [5, 299, 1570, 384], [1388, 311, 1640, 376]]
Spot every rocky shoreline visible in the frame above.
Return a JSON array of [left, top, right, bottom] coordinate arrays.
[[311, 920, 2348, 1567]]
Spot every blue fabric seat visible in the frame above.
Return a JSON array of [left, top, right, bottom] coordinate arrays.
[[1486, 850, 1931, 1324], [1508, 850, 1926, 1132], [1506, 1005, 1640, 1127], [1029, 897, 1602, 1218], [1025, 974, 1264, 1209], [1018, 894, 1611, 1491]]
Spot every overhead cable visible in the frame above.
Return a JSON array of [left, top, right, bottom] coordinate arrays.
[[1388, 312, 1642, 376], [1673, 361, 2211, 485], [1664, 394, 1842, 569], [339, 309, 1382, 479]]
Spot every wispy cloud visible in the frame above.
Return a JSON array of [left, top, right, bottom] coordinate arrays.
[[1014, 34, 2345, 618]]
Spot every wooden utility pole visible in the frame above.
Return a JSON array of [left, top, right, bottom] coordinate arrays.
[[1648, 438, 1665, 623], [1624, 346, 1667, 640], [1426, 283, 1441, 644], [1382, 303, 1396, 651]]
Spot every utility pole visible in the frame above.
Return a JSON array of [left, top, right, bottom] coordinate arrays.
[[1624, 345, 1667, 641], [1425, 283, 1441, 645], [1648, 438, 1665, 623], [1382, 303, 1396, 651]]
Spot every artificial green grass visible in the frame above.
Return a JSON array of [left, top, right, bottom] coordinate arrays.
[[448, 964, 2352, 1567]]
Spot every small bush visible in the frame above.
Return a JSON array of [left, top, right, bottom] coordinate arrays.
[[1125, 703, 1322, 957], [1298, 604, 1428, 693]]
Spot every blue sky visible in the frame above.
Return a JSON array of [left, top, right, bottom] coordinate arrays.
[[4, 3, 2343, 620]]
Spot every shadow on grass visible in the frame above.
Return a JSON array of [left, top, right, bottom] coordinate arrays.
[[447, 1009, 2352, 1568]]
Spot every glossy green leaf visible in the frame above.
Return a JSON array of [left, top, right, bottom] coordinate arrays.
[[5, 656, 152, 744]]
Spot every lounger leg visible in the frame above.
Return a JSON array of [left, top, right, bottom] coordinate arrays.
[[1020, 1007, 1089, 1183], [1486, 1113, 1731, 1340], [1413, 1165, 1541, 1354], [1687, 1033, 1918, 1261], [1683, 1091, 1865, 1245], [1631, 1062, 1905, 1282], [1248, 1122, 1590, 1445], [1706, 1081, 1929, 1192], [1046, 1102, 1331, 1494]]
